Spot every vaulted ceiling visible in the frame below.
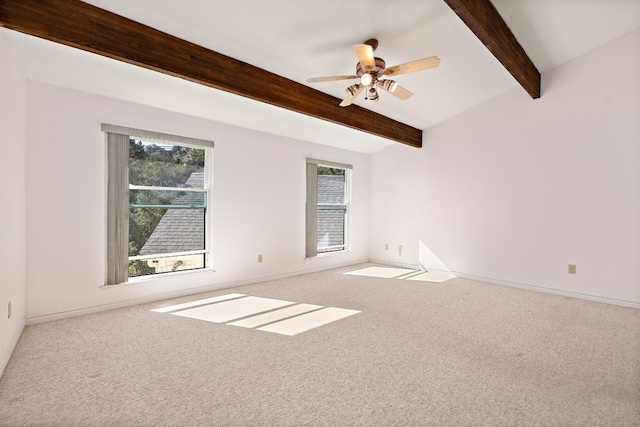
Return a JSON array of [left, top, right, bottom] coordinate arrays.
[[2, 0, 639, 153]]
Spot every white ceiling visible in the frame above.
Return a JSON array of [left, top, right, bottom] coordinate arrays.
[[8, 0, 640, 153]]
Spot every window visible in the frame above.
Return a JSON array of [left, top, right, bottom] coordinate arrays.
[[128, 140, 209, 277], [305, 158, 352, 258], [104, 125, 213, 285]]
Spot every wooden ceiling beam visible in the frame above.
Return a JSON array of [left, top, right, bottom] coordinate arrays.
[[444, 0, 540, 99], [0, 0, 422, 148]]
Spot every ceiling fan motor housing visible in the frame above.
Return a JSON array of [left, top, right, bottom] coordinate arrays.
[[356, 57, 386, 79], [364, 38, 379, 51]]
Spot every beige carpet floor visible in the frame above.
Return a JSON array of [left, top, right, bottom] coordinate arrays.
[[1, 263, 639, 426]]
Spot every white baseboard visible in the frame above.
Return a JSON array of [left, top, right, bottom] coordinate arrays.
[[453, 272, 640, 309], [26, 258, 370, 325], [369, 259, 421, 271], [369, 259, 639, 309], [1, 320, 25, 379]]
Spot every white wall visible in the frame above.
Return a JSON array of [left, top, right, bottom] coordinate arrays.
[[25, 82, 370, 319], [0, 29, 27, 375], [370, 28, 640, 305]]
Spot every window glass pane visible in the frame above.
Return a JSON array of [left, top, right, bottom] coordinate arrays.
[[129, 207, 205, 258], [317, 208, 345, 251], [317, 167, 345, 204], [316, 165, 347, 253], [129, 139, 205, 188], [129, 254, 206, 278], [130, 189, 206, 208]]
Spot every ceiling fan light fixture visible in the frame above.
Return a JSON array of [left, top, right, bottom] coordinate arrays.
[[368, 87, 379, 102], [345, 84, 361, 97], [360, 73, 374, 87], [380, 79, 398, 93]]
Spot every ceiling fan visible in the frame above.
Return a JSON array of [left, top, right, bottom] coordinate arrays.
[[307, 39, 440, 107]]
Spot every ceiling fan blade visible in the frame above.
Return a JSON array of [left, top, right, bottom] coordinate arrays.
[[353, 44, 375, 71], [339, 85, 364, 107], [378, 83, 413, 100], [306, 75, 358, 83], [384, 56, 441, 77]]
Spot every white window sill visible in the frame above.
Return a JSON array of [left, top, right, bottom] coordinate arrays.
[[305, 249, 351, 260]]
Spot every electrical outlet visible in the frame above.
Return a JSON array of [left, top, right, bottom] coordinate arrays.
[[398, 245, 403, 256], [568, 264, 576, 274], [258, 254, 263, 263], [384, 244, 388, 250], [7, 301, 11, 319]]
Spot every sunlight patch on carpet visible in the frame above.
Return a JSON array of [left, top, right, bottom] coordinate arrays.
[[407, 271, 456, 283], [171, 296, 294, 323], [229, 303, 322, 328], [345, 266, 454, 283], [152, 293, 245, 313], [152, 295, 360, 336], [257, 307, 360, 336], [343, 266, 416, 279]]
